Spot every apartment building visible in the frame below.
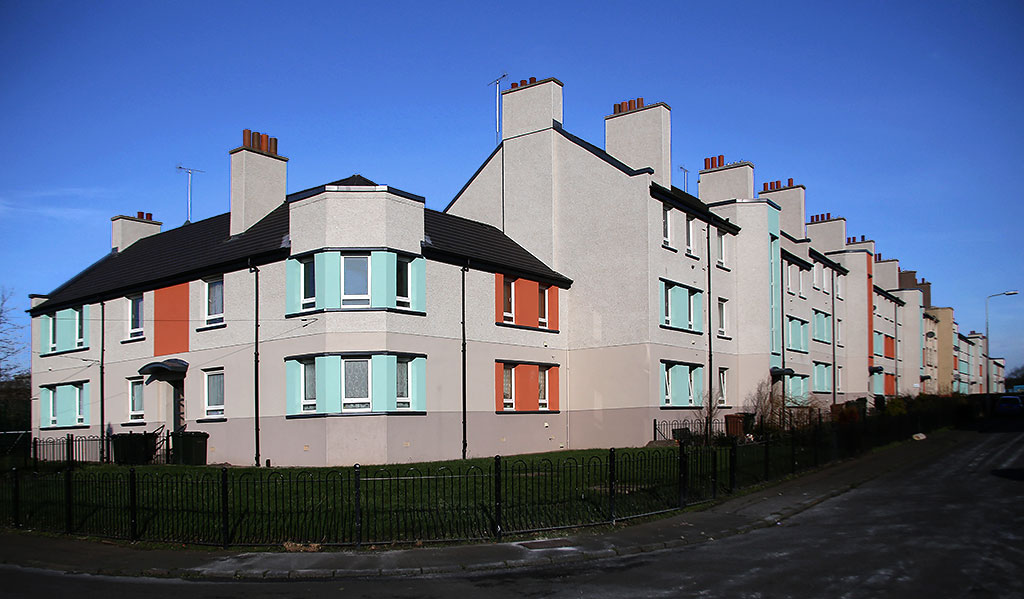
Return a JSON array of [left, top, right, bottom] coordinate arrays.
[[29, 76, 987, 466]]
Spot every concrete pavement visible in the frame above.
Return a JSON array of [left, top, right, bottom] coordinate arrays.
[[0, 429, 965, 581]]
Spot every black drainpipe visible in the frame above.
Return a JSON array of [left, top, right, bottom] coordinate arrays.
[[706, 223, 714, 438], [100, 301, 106, 462], [894, 299, 899, 398], [250, 261, 261, 467], [461, 262, 469, 460], [831, 270, 837, 406]]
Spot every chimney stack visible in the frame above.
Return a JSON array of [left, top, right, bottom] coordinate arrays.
[[605, 96, 671, 187], [502, 76, 563, 140], [111, 212, 162, 251], [230, 128, 288, 236]]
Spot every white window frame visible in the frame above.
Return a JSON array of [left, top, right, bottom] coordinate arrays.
[[128, 295, 144, 338], [75, 383, 85, 424], [662, 204, 671, 247], [837, 365, 843, 391], [300, 257, 316, 311], [396, 357, 412, 410], [75, 308, 85, 348], [503, 277, 515, 323], [685, 216, 695, 253], [301, 359, 317, 412], [48, 316, 57, 352], [341, 255, 371, 307], [663, 284, 672, 326], [717, 298, 728, 336], [396, 256, 412, 309], [716, 229, 726, 266], [538, 366, 549, 410], [341, 358, 372, 412], [538, 285, 549, 328], [663, 364, 671, 406], [48, 388, 57, 426], [718, 367, 728, 405], [205, 277, 224, 325], [503, 363, 515, 410], [128, 378, 145, 421], [204, 368, 225, 417]]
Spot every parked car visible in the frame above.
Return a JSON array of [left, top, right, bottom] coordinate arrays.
[[994, 396, 1023, 417]]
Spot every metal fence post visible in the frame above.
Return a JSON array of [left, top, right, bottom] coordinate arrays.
[[653, 419, 657, 441], [354, 464, 362, 549], [493, 455, 502, 541], [678, 442, 688, 508], [129, 468, 138, 541], [729, 440, 737, 494], [790, 426, 797, 474], [11, 468, 19, 528], [64, 465, 73, 534], [711, 447, 718, 500], [608, 448, 616, 523], [32, 438, 38, 471], [220, 468, 229, 548], [65, 433, 73, 470]]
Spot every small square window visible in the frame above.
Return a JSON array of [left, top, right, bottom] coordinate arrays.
[[301, 360, 316, 412], [129, 378, 145, 420], [502, 364, 514, 410], [300, 258, 316, 310], [396, 358, 411, 410], [538, 366, 549, 410], [205, 369, 225, 417], [503, 278, 515, 323], [342, 256, 370, 306], [342, 358, 371, 411], [396, 257, 411, 309], [129, 295, 144, 338]]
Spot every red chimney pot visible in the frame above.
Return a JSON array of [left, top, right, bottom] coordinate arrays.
[[763, 182, 769, 191], [637, 97, 644, 107], [826, 212, 831, 220], [243, 129, 252, 148], [520, 79, 528, 86], [705, 158, 711, 170], [529, 77, 536, 84], [145, 213, 152, 221], [861, 235, 865, 241], [137, 211, 144, 219], [260, 133, 269, 152], [269, 137, 278, 155], [511, 82, 518, 89], [620, 101, 628, 113], [788, 178, 794, 187], [628, 99, 636, 111], [718, 154, 724, 166]]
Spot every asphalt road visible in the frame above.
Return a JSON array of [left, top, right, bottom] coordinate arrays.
[[3, 427, 1023, 598]]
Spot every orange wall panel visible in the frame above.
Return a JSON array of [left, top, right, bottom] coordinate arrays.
[[515, 279, 539, 328], [884, 335, 895, 359], [548, 366, 559, 411], [494, 362, 504, 411], [516, 364, 539, 411], [154, 283, 189, 356], [884, 373, 895, 396], [494, 274, 503, 323], [548, 286, 559, 331]]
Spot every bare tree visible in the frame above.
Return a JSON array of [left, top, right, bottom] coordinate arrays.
[[0, 287, 26, 381]]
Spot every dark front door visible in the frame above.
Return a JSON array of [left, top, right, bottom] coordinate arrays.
[[172, 381, 186, 431]]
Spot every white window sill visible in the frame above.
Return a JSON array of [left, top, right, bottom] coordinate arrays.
[[196, 322, 227, 332]]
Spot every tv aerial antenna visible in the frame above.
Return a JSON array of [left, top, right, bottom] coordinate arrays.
[[487, 72, 508, 145], [176, 164, 205, 223]]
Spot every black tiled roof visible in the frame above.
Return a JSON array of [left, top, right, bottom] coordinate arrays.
[[30, 204, 290, 316], [422, 209, 571, 288], [30, 186, 571, 315]]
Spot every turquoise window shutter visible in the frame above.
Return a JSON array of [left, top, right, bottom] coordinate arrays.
[[370, 251, 397, 308], [669, 285, 687, 328], [372, 354, 395, 412], [285, 259, 300, 314], [56, 385, 76, 427], [692, 291, 704, 333], [81, 382, 90, 424], [670, 364, 689, 405], [411, 257, 426, 312], [659, 281, 667, 324], [81, 305, 90, 349], [40, 315, 51, 354], [285, 360, 301, 415], [56, 308, 76, 352], [692, 366, 704, 406], [321, 251, 342, 308], [317, 355, 342, 413], [39, 388, 51, 427], [412, 357, 426, 411]]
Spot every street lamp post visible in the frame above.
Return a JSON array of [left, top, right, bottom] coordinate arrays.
[[985, 290, 1018, 407]]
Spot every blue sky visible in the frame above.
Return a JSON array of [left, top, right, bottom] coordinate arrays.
[[1, 0, 1022, 373]]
